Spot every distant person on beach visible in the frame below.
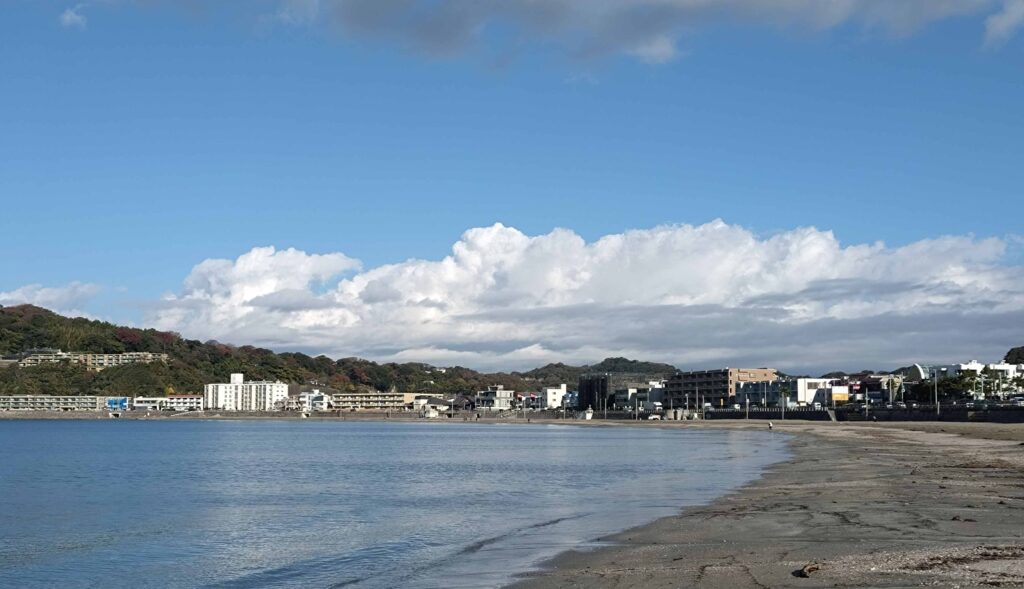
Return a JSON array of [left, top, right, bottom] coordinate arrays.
[[768, 421, 773, 430]]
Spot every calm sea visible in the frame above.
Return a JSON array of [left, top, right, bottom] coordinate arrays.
[[0, 420, 788, 588]]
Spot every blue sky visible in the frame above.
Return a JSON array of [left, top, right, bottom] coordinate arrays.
[[1, 1, 1023, 372]]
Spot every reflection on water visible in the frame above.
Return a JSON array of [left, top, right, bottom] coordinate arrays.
[[0, 420, 788, 588]]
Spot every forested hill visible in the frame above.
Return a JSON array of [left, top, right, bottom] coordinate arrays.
[[0, 305, 679, 397], [1006, 347, 1024, 365], [516, 358, 679, 384]]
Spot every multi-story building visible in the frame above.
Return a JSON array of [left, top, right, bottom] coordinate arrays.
[[132, 395, 204, 411], [332, 390, 405, 411], [204, 373, 289, 411], [844, 374, 904, 404], [476, 385, 513, 411], [665, 367, 777, 408], [611, 381, 665, 409], [735, 378, 848, 407], [577, 373, 664, 410], [284, 390, 335, 412], [540, 384, 568, 409], [17, 349, 170, 371], [908, 362, 1024, 391]]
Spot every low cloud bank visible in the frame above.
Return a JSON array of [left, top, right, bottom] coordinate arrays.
[[147, 221, 1024, 373]]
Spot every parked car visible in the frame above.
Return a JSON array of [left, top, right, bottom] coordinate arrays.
[[647, 414, 662, 420]]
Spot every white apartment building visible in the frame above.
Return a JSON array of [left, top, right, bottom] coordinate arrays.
[[541, 384, 568, 409], [132, 395, 204, 411], [204, 373, 289, 411]]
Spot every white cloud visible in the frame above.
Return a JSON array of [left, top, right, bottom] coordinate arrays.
[[0, 282, 101, 317], [149, 222, 1024, 374], [985, 0, 1024, 45], [59, 5, 88, 29]]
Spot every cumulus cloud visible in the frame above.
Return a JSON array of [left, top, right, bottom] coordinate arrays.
[[149, 222, 1024, 374], [153, 246, 359, 336], [0, 282, 101, 316], [62, 1, 1019, 58]]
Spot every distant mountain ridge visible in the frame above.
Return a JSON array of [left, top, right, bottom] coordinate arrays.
[[0, 305, 678, 397]]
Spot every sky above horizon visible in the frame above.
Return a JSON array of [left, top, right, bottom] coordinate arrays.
[[2, 1, 1023, 374]]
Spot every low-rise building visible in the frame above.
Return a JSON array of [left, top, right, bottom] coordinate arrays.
[[908, 361, 1022, 380], [132, 395, 204, 411], [412, 396, 450, 413], [286, 390, 334, 411], [612, 381, 665, 409], [204, 373, 289, 411], [0, 395, 107, 411], [17, 349, 169, 371], [846, 374, 904, 404], [476, 385, 513, 411], [736, 378, 848, 407], [332, 390, 405, 411]]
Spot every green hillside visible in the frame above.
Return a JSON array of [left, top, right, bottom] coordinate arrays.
[[0, 305, 678, 397]]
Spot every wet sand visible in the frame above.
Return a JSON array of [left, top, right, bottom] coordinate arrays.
[[511, 421, 1024, 588]]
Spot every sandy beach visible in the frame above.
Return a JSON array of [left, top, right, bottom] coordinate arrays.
[[510, 421, 1024, 588]]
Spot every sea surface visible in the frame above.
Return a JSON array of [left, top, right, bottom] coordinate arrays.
[[0, 420, 789, 588]]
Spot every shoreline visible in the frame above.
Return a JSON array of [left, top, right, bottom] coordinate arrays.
[[509, 421, 1024, 588]]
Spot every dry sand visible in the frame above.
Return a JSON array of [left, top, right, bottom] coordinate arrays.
[[510, 421, 1024, 588]]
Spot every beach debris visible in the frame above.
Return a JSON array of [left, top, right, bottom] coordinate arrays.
[[793, 563, 821, 577]]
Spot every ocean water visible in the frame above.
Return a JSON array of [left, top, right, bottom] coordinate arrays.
[[0, 420, 788, 588]]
